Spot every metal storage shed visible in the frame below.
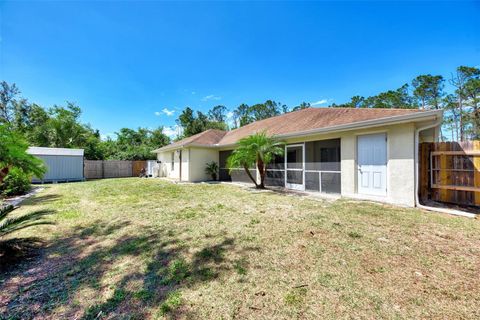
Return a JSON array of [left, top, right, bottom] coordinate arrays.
[[27, 147, 85, 183]]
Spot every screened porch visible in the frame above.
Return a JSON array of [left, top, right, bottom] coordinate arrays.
[[218, 138, 341, 194], [265, 138, 341, 194]]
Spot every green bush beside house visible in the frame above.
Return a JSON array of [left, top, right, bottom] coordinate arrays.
[[0, 168, 32, 197], [0, 125, 45, 197]]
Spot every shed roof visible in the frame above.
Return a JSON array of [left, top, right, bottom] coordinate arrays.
[[154, 107, 441, 152], [27, 147, 84, 156]]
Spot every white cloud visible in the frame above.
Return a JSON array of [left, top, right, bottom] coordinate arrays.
[[201, 94, 221, 102], [310, 99, 329, 106], [191, 91, 196, 95], [154, 108, 176, 117], [162, 108, 175, 116], [163, 125, 182, 138]]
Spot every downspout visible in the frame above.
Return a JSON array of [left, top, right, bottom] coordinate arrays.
[[414, 117, 476, 218]]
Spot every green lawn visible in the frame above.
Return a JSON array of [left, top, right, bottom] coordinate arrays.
[[1, 178, 479, 319]]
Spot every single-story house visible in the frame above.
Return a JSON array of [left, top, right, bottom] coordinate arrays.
[[153, 108, 443, 207]]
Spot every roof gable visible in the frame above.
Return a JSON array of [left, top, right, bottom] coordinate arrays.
[[153, 129, 226, 152]]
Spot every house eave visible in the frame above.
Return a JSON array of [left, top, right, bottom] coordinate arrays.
[[152, 145, 184, 153], [152, 143, 218, 153]]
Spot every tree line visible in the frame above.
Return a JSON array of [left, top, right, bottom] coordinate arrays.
[[174, 101, 289, 139], [175, 65, 479, 141], [331, 66, 480, 141], [0, 81, 171, 160], [2, 64, 479, 161]]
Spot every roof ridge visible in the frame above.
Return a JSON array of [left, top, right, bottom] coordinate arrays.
[[328, 107, 421, 111]]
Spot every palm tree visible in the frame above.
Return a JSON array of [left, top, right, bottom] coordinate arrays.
[[0, 125, 46, 184], [0, 208, 52, 239], [227, 132, 284, 189]]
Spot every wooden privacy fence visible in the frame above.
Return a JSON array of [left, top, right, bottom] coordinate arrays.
[[419, 141, 480, 206], [84, 160, 147, 179]]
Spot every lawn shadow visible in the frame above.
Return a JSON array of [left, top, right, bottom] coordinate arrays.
[[73, 219, 127, 238], [237, 184, 311, 197], [0, 221, 255, 319], [0, 209, 56, 273], [0, 237, 44, 273], [20, 193, 61, 206]]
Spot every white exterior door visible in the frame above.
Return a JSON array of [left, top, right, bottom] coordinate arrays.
[[357, 133, 387, 196], [285, 144, 305, 191]]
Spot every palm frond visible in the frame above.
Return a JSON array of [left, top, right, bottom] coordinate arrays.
[[0, 210, 54, 238], [0, 208, 12, 221], [226, 131, 285, 188]]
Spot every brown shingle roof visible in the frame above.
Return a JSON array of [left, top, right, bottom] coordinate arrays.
[[217, 107, 423, 145], [155, 107, 432, 151], [154, 129, 226, 151]]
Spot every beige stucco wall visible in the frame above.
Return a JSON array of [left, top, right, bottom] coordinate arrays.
[[340, 135, 356, 196], [157, 148, 189, 181], [156, 152, 171, 178], [419, 127, 437, 143], [284, 122, 417, 207], [388, 123, 416, 206], [181, 149, 190, 181], [189, 147, 219, 182], [343, 123, 414, 207]]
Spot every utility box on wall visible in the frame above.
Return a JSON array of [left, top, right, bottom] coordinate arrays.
[[27, 147, 84, 183]]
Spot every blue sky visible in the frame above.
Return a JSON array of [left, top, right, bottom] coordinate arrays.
[[1, 1, 479, 138]]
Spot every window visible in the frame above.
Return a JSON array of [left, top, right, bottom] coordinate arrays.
[[171, 152, 174, 171]]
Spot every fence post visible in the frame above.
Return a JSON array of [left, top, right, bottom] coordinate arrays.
[[474, 141, 480, 206], [419, 143, 430, 201], [439, 143, 448, 202], [446, 142, 453, 203]]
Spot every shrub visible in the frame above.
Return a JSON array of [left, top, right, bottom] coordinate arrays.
[[1, 168, 31, 197], [205, 161, 219, 181], [0, 125, 46, 184]]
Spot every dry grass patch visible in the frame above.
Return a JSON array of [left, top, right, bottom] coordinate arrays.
[[0, 178, 479, 319]]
